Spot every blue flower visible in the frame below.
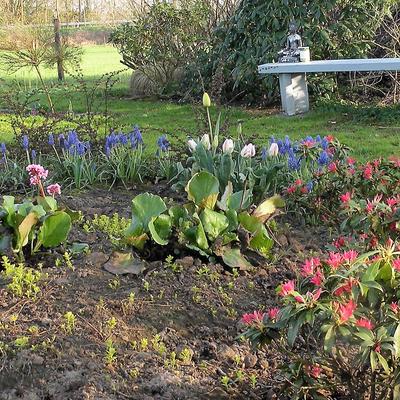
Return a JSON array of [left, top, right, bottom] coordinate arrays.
[[317, 151, 330, 166], [58, 134, 66, 149], [48, 133, 55, 146], [130, 125, 144, 149], [0, 143, 6, 155], [306, 181, 314, 192], [31, 149, 36, 161], [321, 137, 329, 150], [22, 135, 29, 150], [288, 150, 301, 170], [157, 135, 170, 152], [261, 146, 267, 161]]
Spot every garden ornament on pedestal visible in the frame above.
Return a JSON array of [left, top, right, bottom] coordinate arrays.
[[278, 21, 302, 63]]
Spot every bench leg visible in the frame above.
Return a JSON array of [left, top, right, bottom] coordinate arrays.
[[279, 73, 309, 116]]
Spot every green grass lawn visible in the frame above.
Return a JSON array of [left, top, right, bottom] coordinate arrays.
[[0, 45, 399, 160]]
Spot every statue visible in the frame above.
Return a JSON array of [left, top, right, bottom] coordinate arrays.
[[278, 21, 302, 63]]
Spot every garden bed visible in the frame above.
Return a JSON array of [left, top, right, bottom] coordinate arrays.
[[0, 188, 327, 400]]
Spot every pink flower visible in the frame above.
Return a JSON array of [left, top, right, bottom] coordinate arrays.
[[340, 192, 352, 204], [342, 250, 358, 263], [26, 164, 48, 180], [328, 162, 337, 173], [301, 257, 320, 276], [363, 164, 373, 179], [347, 157, 356, 165], [365, 200, 375, 214], [241, 311, 265, 325], [279, 280, 295, 296], [310, 269, 324, 286], [305, 364, 322, 379], [338, 299, 357, 323], [294, 295, 305, 303], [356, 318, 374, 330], [390, 302, 399, 313], [29, 175, 41, 186], [334, 236, 346, 248], [47, 183, 61, 197], [286, 185, 296, 194], [393, 258, 400, 272], [326, 252, 343, 270], [326, 135, 334, 142], [334, 278, 358, 297], [267, 308, 280, 320], [310, 288, 322, 301], [294, 179, 303, 186]]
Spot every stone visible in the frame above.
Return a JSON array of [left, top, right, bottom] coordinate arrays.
[[86, 251, 108, 267], [244, 354, 257, 368], [176, 256, 194, 268], [218, 344, 236, 361], [144, 372, 180, 395], [30, 354, 44, 366]]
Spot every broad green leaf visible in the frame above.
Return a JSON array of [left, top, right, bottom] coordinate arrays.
[[17, 212, 39, 250], [252, 195, 285, 223], [125, 233, 149, 250], [186, 171, 219, 209], [378, 262, 394, 282], [324, 325, 335, 352], [220, 247, 252, 270], [227, 190, 252, 211], [131, 193, 167, 230], [377, 352, 390, 374], [394, 323, 400, 359], [37, 196, 58, 212], [370, 351, 377, 372], [199, 208, 229, 241], [148, 215, 171, 245], [217, 181, 233, 211], [169, 205, 189, 226], [38, 211, 71, 248]]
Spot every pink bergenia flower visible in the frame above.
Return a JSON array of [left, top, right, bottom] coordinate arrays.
[[356, 318, 374, 330], [338, 299, 357, 324], [241, 311, 265, 325], [279, 280, 295, 296], [47, 183, 61, 197], [393, 258, 400, 272], [267, 308, 280, 320], [26, 164, 48, 180]]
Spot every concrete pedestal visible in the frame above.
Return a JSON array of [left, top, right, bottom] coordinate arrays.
[[278, 73, 309, 116]]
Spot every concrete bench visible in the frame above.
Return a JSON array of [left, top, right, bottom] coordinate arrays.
[[258, 58, 400, 115]]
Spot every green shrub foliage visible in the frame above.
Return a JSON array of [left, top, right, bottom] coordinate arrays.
[[194, 0, 393, 103]]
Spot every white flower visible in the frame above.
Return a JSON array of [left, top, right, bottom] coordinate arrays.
[[240, 143, 256, 158], [188, 139, 197, 152], [268, 142, 279, 157], [222, 138, 234, 154], [201, 134, 211, 150]]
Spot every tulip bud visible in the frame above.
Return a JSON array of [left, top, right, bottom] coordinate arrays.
[[212, 135, 219, 150], [202, 93, 211, 108], [188, 139, 197, 152], [201, 134, 211, 150], [240, 143, 256, 158], [222, 138, 234, 154], [237, 122, 242, 136], [268, 142, 279, 157]]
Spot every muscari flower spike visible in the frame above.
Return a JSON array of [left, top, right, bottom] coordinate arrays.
[[22, 135, 29, 150]]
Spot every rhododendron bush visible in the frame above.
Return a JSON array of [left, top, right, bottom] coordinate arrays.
[[241, 242, 400, 399]]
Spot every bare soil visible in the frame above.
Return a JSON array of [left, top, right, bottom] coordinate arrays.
[[0, 187, 329, 400]]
